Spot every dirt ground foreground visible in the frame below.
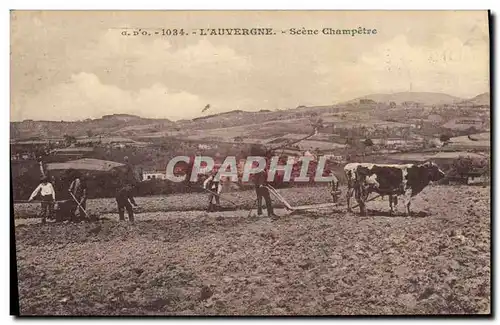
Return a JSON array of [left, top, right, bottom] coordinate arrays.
[[15, 185, 490, 315]]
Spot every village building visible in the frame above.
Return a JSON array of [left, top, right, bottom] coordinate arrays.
[[442, 117, 487, 131], [142, 171, 168, 181]]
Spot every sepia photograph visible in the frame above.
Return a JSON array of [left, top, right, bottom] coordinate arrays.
[[10, 10, 491, 316]]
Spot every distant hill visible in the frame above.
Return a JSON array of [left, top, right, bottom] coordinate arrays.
[[352, 92, 464, 106], [458, 92, 490, 106], [10, 91, 489, 140], [191, 110, 246, 122], [10, 114, 175, 140], [101, 114, 147, 122], [181, 109, 288, 131]]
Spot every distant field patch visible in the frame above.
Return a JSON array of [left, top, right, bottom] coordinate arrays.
[[388, 151, 487, 163], [447, 133, 490, 150]]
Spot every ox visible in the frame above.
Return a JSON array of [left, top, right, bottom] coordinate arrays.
[[346, 162, 445, 216]]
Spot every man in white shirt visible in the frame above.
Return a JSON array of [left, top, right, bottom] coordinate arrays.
[[203, 172, 222, 212], [28, 175, 56, 224]]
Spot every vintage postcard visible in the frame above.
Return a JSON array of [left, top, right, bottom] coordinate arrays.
[[10, 10, 491, 316]]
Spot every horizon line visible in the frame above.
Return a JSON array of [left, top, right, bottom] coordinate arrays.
[[10, 90, 490, 123]]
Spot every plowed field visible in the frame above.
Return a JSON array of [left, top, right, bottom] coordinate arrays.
[[14, 185, 490, 315]]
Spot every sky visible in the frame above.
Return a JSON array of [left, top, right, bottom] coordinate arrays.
[[10, 10, 490, 121]]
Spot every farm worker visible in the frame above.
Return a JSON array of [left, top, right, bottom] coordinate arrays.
[[68, 172, 88, 222], [203, 172, 222, 212], [115, 183, 138, 222], [253, 165, 278, 219], [28, 175, 56, 224]]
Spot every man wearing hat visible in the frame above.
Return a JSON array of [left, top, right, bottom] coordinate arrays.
[[28, 175, 56, 224], [203, 170, 222, 212], [115, 182, 138, 222], [250, 147, 278, 219], [68, 171, 88, 222], [253, 166, 278, 219]]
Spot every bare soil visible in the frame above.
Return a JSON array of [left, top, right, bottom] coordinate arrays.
[[13, 185, 334, 219], [14, 185, 490, 315]]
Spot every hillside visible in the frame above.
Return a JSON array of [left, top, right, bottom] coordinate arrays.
[[178, 109, 314, 132], [353, 92, 464, 106], [458, 92, 490, 106], [10, 91, 488, 140], [191, 110, 246, 122], [10, 114, 175, 139]]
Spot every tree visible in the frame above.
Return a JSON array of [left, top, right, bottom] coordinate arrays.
[[363, 138, 374, 147], [250, 144, 267, 156], [402, 127, 411, 141], [86, 130, 93, 138], [312, 118, 324, 130], [452, 156, 489, 183], [359, 126, 368, 138], [466, 126, 479, 134], [440, 134, 451, 143], [63, 134, 77, 146]]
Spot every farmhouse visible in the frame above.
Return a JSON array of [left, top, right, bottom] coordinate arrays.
[[322, 154, 345, 163], [49, 147, 95, 160], [386, 138, 410, 145], [142, 171, 167, 181], [365, 137, 423, 149], [443, 118, 486, 131], [197, 144, 212, 150], [428, 114, 444, 124], [11, 152, 36, 161]]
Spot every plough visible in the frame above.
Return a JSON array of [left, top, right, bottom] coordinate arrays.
[[351, 194, 382, 209], [265, 184, 295, 210], [265, 184, 384, 213], [198, 186, 239, 206], [265, 184, 339, 212]]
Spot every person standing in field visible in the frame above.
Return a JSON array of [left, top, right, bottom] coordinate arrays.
[[68, 172, 88, 222], [253, 168, 278, 219], [248, 146, 278, 219], [28, 175, 56, 224], [115, 183, 138, 222], [203, 171, 222, 212]]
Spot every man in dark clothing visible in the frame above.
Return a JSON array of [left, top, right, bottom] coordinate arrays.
[[116, 184, 138, 222], [253, 168, 278, 219], [248, 146, 278, 219], [68, 172, 88, 222]]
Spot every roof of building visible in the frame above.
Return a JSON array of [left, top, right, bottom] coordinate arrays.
[[51, 147, 95, 153], [46, 158, 125, 172]]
